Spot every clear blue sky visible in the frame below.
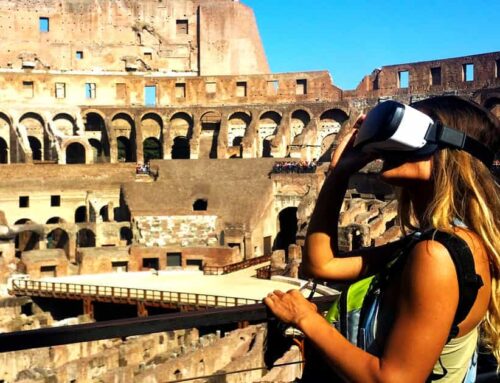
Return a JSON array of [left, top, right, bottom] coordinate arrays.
[[242, 0, 500, 90]]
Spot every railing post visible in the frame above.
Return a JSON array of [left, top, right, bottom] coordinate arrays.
[[83, 298, 94, 319]]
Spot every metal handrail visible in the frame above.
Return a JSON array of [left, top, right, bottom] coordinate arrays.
[[203, 255, 271, 275], [9, 279, 259, 308]]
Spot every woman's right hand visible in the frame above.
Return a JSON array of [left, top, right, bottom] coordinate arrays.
[[329, 115, 374, 177]]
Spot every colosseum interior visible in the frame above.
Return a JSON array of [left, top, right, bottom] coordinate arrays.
[[0, 1, 499, 382]]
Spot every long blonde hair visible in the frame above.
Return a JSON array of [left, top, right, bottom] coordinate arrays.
[[398, 96, 500, 363]]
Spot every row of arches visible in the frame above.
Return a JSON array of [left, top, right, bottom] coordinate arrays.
[[0, 106, 350, 164], [82, 107, 349, 161], [14, 204, 123, 232], [15, 226, 133, 259]]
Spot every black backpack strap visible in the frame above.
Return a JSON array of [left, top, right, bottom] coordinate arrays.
[[419, 230, 484, 339]]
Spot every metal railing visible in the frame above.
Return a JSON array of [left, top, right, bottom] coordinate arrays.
[[9, 279, 258, 309], [203, 255, 271, 275], [256, 265, 271, 280]]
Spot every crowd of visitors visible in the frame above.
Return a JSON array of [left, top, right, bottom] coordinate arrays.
[[272, 160, 317, 174], [136, 162, 151, 175]]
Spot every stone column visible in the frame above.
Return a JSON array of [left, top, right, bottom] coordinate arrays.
[[161, 115, 171, 159], [189, 112, 201, 159], [217, 113, 229, 159], [242, 119, 257, 158], [134, 115, 144, 164], [105, 116, 118, 164], [272, 112, 289, 158]]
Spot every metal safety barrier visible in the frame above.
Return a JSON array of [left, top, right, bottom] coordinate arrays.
[[9, 279, 259, 309], [203, 255, 271, 275]]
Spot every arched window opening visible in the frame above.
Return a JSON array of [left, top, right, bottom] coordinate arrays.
[[230, 136, 243, 158], [15, 231, 40, 258], [75, 206, 87, 223], [0, 137, 8, 163], [117, 136, 133, 162], [77, 229, 95, 248], [274, 207, 298, 259], [47, 228, 70, 259], [262, 138, 273, 158], [290, 110, 310, 141], [89, 139, 102, 163], [171, 136, 190, 159], [99, 205, 109, 222], [53, 113, 77, 136], [259, 111, 281, 157], [28, 136, 42, 161], [66, 142, 86, 164], [85, 113, 110, 159], [120, 227, 133, 245], [46, 217, 64, 224], [193, 199, 208, 211], [85, 113, 105, 131], [143, 137, 162, 163]]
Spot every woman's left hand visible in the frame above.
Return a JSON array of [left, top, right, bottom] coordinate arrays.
[[264, 290, 319, 328]]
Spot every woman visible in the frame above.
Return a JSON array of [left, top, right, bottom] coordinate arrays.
[[264, 96, 499, 382]]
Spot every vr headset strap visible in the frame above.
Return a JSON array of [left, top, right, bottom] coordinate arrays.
[[425, 123, 494, 168]]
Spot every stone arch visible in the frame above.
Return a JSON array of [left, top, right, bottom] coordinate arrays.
[[290, 109, 311, 141], [47, 228, 70, 259], [0, 112, 12, 163], [0, 137, 8, 164], [143, 137, 162, 163], [258, 111, 281, 158], [83, 111, 110, 162], [0, 111, 13, 127], [75, 206, 87, 223], [317, 108, 349, 160], [46, 217, 65, 224], [200, 111, 221, 159], [14, 219, 40, 258], [77, 228, 95, 248], [170, 112, 193, 159], [228, 111, 251, 158], [15, 218, 33, 225], [141, 112, 163, 139], [112, 113, 136, 162], [19, 112, 46, 127], [170, 112, 193, 138], [53, 113, 77, 136], [66, 142, 86, 164], [484, 97, 500, 119], [201, 111, 221, 130], [20, 112, 52, 161]]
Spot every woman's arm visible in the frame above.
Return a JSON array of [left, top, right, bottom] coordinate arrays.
[[303, 170, 406, 281], [303, 124, 405, 282], [266, 240, 459, 383]]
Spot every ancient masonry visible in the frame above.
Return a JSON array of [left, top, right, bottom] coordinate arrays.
[[0, 1, 498, 382]]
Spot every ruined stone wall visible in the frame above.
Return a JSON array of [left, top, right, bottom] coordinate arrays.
[[0, 71, 339, 107], [134, 215, 218, 247], [345, 52, 500, 111], [0, 0, 268, 76], [199, 0, 270, 75]]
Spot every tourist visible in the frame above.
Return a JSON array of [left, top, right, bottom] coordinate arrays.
[[264, 96, 499, 382]]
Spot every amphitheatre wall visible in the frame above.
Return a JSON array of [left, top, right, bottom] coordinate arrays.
[[0, 0, 268, 76], [345, 52, 500, 118]]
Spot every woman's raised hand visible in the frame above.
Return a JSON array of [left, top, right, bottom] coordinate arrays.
[[264, 290, 319, 328], [329, 115, 374, 177]]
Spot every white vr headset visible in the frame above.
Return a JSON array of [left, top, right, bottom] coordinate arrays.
[[353, 101, 494, 168]]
